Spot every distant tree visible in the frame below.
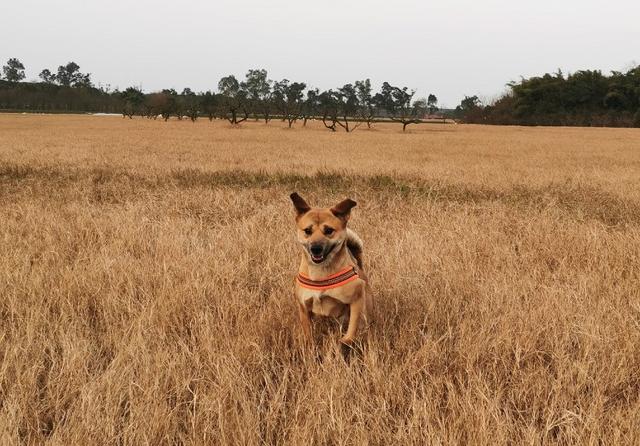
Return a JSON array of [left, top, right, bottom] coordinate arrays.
[[200, 91, 218, 121], [603, 91, 627, 110], [39, 69, 56, 84], [355, 79, 376, 128], [455, 95, 482, 122], [301, 88, 320, 126], [142, 92, 171, 120], [181, 88, 201, 122], [2, 58, 26, 83], [427, 94, 438, 115], [273, 79, 306, 128], [171, 89, 184, 120], [120, 87, 145, 118], [218, 75, 248, 124], [374, 82, 425, 131], [156, 90, 178, 121], [54, 62, 92, 87], [241, 69, 272, 122], [334, 83, 363, 132], [318, 90, 340, 131]]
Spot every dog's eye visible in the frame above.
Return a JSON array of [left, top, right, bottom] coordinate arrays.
[[323, 227, 335, 236], [303, 227, 313, 236]]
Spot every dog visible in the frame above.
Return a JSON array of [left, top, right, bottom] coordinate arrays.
[[290, 192, 371, 345]]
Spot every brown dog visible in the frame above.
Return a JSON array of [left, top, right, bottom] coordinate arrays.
[[290, 192, 371, 345]]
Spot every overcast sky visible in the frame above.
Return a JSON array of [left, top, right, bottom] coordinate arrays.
[[3, 0, 639, 107]]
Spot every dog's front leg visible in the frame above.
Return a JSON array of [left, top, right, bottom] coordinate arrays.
[[340, 290, 365, 345], [297, 302, 313, 344]]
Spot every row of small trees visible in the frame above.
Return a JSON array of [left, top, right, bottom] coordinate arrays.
[[0, 58, 441, 131], [120, 69, 440, 131]]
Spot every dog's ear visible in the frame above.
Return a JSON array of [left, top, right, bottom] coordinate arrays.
[[330, 198, 357, 222], [290, 192, 311, 217]]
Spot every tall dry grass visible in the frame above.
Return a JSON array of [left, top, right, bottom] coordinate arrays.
[[1, 114, 639, 444]]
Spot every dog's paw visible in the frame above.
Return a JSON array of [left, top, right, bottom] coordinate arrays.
[[338, 336, 354, 346]]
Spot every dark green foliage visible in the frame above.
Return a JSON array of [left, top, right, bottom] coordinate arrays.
[[39, 69, 55, 84], [120, 87, 145, 118], [3, 58, 26, 83], [427, 94, 438, 115], [355, 79, 375, 128], [374, 82, 427, 131], [0, 79, 120, 113], [241, 69, 272, 123], [218, 75, 249, 124], [54, 62, 92, 88], [460, 66, 640, 126], [181, 88, 201, 122], [272, 79, 306, 128]]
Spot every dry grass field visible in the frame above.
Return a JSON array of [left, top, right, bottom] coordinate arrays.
[[1, 114, 639, 445]]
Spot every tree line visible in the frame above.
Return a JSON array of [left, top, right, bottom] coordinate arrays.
[[0, 59, 443, 131], [456, 67, 640, 127], [5, 57, 638, 128]]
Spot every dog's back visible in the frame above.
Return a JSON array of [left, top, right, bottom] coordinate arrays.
[[346, 228, 364, 269]]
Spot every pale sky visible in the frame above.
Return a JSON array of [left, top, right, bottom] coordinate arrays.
[[3, 0, 639, 107]]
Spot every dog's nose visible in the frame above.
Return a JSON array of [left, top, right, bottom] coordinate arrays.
[[310, 244, 323, 256]]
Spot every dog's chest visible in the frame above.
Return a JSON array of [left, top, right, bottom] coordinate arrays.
[[299, 288, 347, 318]]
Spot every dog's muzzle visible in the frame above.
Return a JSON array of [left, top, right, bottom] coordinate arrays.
[[309, 244, 325, 263]]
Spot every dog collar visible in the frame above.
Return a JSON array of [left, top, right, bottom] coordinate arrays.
[[297, 266, 359, 291]]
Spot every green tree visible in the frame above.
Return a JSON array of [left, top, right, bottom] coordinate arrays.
[[273, 79, 306, 128], [39, 69, 55, 84], [157, 90, 178, 121], [355, 79, 376, 128], [241, 69, 272, 122], [200, 91, 218, 121], [120, 87, 145, 118], [334, 83, 363, 132], [374, 82, 425, 131], [455, 95, 483, 122], [301, 88, 320, 126], [181, 88, 201, 122], [218, 75, 248, 124], [427, 94, 438, 115], [3, 58, 26, 82], [55, 62, 92, 87], [318, 90, 340, 131]]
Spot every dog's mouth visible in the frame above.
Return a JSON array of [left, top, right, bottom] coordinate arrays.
[[308, 243, 336, 264]]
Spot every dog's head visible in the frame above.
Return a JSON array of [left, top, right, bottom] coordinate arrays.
[[290, 192, 357, 265]]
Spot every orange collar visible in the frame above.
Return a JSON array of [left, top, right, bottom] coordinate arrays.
[[297, 266, 359, 291]]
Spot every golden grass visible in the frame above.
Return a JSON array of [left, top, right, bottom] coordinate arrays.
[[1, 114, 639, 444]]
